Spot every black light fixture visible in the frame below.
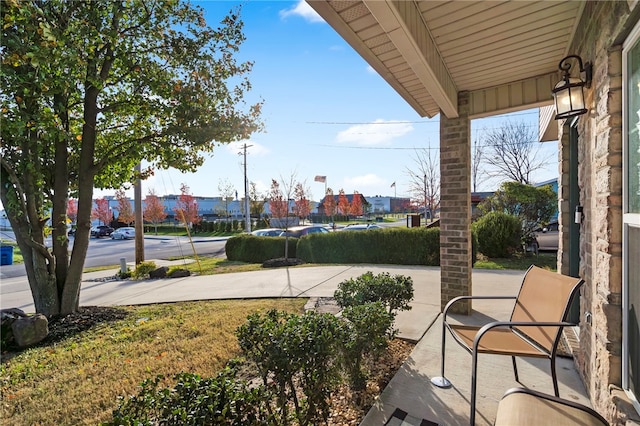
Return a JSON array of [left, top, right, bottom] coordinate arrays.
[[552, 55, 592, 120]]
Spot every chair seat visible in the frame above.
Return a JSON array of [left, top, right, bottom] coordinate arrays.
[[495, 389, 608, 426], [449, 324, 548, 357]]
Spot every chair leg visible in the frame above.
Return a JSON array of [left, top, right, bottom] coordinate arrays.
[[511, 356, 519, 383], [551, 358, 559, 397], [431, 318, 452, 388], [470, 348, 479, 426]]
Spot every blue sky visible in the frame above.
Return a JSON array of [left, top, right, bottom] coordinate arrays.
[[107, 0, 558, 202]]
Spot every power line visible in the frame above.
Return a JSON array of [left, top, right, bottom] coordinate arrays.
[[304, 110, 538, 126]]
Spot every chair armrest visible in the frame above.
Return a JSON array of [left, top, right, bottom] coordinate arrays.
[[498, 387, 609, 426], [442, 295, 516, 321], [473, 320, 576, 351]]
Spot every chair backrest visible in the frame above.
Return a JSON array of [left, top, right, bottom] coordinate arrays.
[[510, 265, 584, 352]]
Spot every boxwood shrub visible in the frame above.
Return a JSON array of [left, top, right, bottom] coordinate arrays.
[[472, 211, 521, 258], [225, 235, 297, 262]]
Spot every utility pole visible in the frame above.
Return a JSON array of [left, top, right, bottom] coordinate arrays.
[[134, 163, 144, 264], [240, 143, 252, 233]]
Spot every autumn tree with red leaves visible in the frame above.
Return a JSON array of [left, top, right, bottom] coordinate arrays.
[[174, 183, 201, 228], [268, 179, 290, 224], [293, 182, 311, 224], [337, 189, 350, 216], [114, 189, 135, 225], [66, 199, 78, 224], [350, 191, 363, 217], [92, 198, 112, 225], [143, 189, 167, 235], [323, 188, 336, 217]]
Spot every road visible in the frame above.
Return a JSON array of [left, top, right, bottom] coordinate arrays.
[[0, 234, 228, 279]]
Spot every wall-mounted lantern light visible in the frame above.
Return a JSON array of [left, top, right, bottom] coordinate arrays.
[[552, 55, 592, 120]]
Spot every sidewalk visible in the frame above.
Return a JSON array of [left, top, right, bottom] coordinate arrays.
[[1, 263, 592, 425]]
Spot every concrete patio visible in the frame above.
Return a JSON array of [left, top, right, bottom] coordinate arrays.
[[0, 263, 596, 425], [365, 268, 592, 426]]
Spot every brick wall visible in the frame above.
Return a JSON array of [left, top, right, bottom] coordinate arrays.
[[439, 92, 472, 314]]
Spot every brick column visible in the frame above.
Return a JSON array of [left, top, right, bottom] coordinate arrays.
[[439, 91, 472, 314]]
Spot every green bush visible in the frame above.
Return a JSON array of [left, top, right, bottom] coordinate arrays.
[[472, 211, 522, 258], [132, 261, 157, 279], [107, 368, 275, 426], [296, 227, 441, 265], [334, 271, 414, 316], [236, 309, 343, 425], [225, 235, 297, 263], [339, 302, 395, 389], [227, 226, 478, 266]]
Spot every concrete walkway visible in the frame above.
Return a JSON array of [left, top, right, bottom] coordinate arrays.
[[1, 262, 592, 425]]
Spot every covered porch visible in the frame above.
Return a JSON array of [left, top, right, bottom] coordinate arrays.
[[307, 1, 639, 425], [372, 266, 589, 426]]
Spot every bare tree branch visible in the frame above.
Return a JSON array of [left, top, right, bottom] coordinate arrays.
[[481, 121, 553, 184]]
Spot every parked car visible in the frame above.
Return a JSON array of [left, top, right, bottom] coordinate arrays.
[[280, 225, 330, 238], [250, 228, 284, 237], [90, 225, 114, 238], [340, 224, 382, 231], [111, 227, 135, 240], [533, 221, 559, 251]]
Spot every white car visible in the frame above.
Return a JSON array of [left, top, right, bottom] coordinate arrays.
[[250, 228, 284, 237], [111, 227, 135, 240], [340, 224, 382, 231]]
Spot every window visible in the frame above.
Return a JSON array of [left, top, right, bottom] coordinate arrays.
[[623, 21, 640, 414]]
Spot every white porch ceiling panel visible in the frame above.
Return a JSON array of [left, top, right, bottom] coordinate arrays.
[[307, 0, 584, 119]]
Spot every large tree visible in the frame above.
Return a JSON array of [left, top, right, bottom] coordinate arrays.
[[0, 0, 262, 315], [405, 148, 439, 221], [481, 120, 553, 184], [478, 181, 557, 243]]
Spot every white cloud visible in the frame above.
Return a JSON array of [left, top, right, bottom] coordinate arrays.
[[366, 65, 377, 74], [336, 119, 414, 146], [344, 174, 386, 191], [225, 140, 270, 156], [279, 1, 324, 23]]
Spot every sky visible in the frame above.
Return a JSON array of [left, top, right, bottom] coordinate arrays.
[[98, 0, 559, 202]]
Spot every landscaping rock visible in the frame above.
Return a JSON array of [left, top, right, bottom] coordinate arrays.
[[149, 266, 168, 279], [11, 313, 49, 348], [168, 268, 190, 278]]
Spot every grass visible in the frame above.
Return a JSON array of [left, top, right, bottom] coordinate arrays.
[[1, 299, 306, 426], [474, 251, 557, 271]]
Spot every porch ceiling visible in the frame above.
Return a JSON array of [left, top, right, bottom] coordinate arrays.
[[307, 0, 585, 119]]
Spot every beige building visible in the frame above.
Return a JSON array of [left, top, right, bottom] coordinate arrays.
[[307, 1, 640, 424]]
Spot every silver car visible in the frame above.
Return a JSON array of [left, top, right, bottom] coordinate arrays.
[[533, 222, 559, 251]]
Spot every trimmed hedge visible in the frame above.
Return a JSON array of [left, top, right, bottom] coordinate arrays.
[[226, 227, 480, 266], [225, 235, 297, 263], [296, 227, 441, 265]]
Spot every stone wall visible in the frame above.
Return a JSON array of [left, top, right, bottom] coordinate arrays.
[[439, 91, 472, 314], [564, 2, 636, 424]]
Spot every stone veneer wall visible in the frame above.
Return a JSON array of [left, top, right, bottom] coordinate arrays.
[[558, 128, 571, 277], [563, 2, 637, 424], [439, 91, 472, 314]]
